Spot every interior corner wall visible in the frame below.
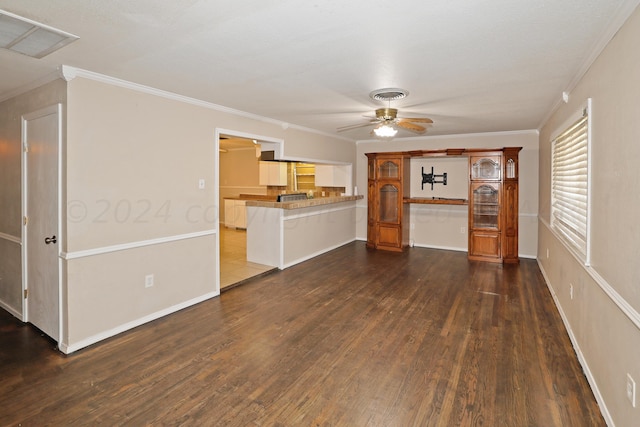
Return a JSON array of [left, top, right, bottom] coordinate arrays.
[[61, 75, 357, 351], [0, 79, 67, 317], [63, 77, 221, 350], [355, 131, 539, 258], [537, 6, 640, 426]]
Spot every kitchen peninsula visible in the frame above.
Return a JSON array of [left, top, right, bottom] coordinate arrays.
[[245, 195, 363, 269]]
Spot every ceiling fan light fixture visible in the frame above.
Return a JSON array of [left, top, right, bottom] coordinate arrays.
[[373, 124, 397, 138]]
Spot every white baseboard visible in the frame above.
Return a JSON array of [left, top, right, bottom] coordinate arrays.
[[0, 299, 23, 320], [536, 259, 613, 427], [58, 290, 219, 354], [282, 238, 355, 269]]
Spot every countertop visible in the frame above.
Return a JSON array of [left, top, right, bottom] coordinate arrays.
[[245, 195, 363, 210], [224, 194, 277, 201]]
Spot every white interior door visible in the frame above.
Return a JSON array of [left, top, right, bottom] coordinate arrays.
[[23, 105, 60, 341]]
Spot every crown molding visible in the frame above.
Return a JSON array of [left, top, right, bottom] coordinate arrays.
[[60, 66, 354, 143], [537, 0, 640, 131]]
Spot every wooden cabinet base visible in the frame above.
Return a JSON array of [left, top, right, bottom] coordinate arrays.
[[469, 231, 501, 262]]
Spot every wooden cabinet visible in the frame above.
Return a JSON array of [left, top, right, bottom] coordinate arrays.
[[365, 147, 521, 262], [469, 181, 502, 261], [468, 148, 521, 263], [501, 147, 521, 263], [366, 153, 410, 251]]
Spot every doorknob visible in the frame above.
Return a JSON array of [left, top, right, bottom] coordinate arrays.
[[44, 235, 57, 244]]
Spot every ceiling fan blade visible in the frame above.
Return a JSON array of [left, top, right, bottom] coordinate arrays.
[[337, 119, 380, 132], [396, 120, 426, 133], [398, 117, 433, 124]]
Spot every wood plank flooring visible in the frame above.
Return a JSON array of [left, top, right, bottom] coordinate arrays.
[[0, 242, 604, 426]]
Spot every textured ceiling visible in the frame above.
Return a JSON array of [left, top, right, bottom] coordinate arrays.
[[1, 0, 638, 140]]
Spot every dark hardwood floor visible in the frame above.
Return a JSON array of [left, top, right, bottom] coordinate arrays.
[[0, 242, 604, 426]]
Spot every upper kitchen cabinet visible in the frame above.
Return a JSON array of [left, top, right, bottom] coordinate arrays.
[[315, 164, 349, 187], [259, 161, 287, 186]]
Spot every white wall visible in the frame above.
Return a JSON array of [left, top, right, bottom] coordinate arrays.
[[0, 79, 67, 316], [537, 6, 640, 426], [59, 72, 358, 351], [0, 67, 356, 352], [282, 203, 357, 268]]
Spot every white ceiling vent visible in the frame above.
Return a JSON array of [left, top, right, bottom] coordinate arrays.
[[369, 88, 409, 102], [0, 9, 78, 59]]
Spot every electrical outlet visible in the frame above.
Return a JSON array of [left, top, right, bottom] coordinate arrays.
[[410, 223, 415, 230], [145, 274, 154, 288], [546, 248, 550, 259], [569, 283, 574, 300], [627, 374, 636, 407], [460, 226, 466, 234]]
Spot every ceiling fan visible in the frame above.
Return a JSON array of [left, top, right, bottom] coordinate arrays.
[[337, 88, 433, 137]]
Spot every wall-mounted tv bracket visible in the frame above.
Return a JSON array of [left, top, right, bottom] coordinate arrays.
[[421, 166, 447, 190]]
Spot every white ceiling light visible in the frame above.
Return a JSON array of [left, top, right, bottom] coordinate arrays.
[[373, 124, 398, 138], [0, 9, 78, 58]]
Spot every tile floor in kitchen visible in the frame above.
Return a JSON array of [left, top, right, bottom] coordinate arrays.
[[219, 226, 276, 290]]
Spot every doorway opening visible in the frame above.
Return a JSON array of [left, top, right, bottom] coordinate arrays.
[[216, 130, 280, 290]]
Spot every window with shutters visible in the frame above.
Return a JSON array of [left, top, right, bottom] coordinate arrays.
[[551, 99, 591, 264]]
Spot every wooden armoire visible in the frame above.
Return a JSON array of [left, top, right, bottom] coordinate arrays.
[[366, 152, 410, 252], [366, 147, 521, 263]]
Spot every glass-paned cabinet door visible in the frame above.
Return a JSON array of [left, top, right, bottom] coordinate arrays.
[[472, 183, 499, 229], [471, 156, 501, 180], [379, 184, 399, 223], [378, 160, 399, 179]]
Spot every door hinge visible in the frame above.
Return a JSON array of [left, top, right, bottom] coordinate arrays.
[[23, 144, 29, 153], [24, 289, 28, 299], [23, 216, 28, 226]]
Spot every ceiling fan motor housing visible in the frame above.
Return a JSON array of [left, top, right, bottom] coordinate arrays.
[[376, 108, 398, 121]]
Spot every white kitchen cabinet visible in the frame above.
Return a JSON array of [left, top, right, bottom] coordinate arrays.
[[315, 164, 349, 187], [234, 200, 247, 229], [259, 161, 287, 186], [224, 199, 235, 228], [224, 199, 247, 229]]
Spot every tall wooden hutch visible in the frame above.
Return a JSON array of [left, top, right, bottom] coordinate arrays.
[[366, 147, 521, 263], [366, 152, 410, 252]]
